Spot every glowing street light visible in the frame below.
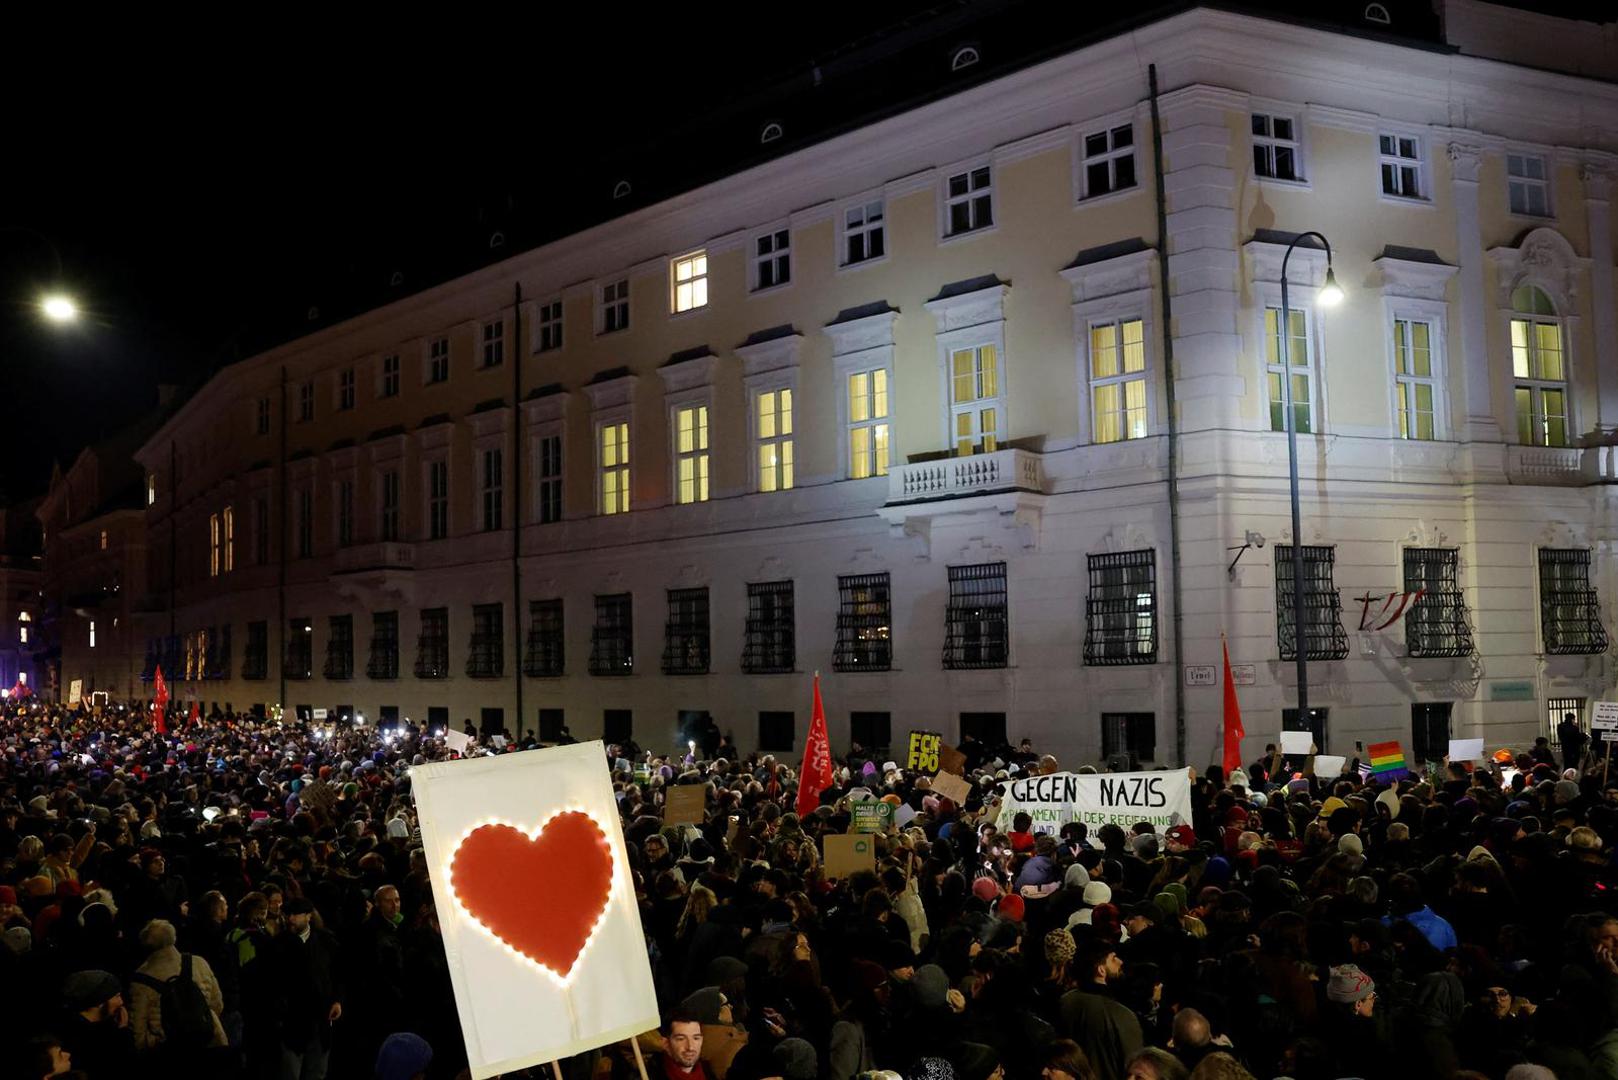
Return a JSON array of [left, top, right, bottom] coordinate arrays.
[[40, 294, 78, 323]]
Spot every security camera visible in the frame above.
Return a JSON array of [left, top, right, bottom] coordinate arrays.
[[1246, 530, 1266, 548]]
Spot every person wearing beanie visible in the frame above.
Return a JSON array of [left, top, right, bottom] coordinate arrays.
[[374, 1032, 432, 1080], [61, 969, 136, 1079], [971, 876, 1001, 904], [1324, 963, 1391, 1079], [771, 1038, 818, 1080], [995, 893, 1025, 924], [679, 986, 746, 1079], [1034, 928, 1079, 1022], [953, 1042, 1002, 1080]]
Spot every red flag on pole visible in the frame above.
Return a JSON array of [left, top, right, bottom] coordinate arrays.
[[152, 665, 169, 735], [796, 673, 834, 818], [1222, 636, 1244, 776], [188, 699, 200, 727]]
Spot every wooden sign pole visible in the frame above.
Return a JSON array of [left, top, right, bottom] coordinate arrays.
[[630, 1037, 652, 1080]]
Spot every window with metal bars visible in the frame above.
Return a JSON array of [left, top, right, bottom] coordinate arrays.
[[743, 581, 794, 673], [242, 622, 268, 680], [467, 603, 504, 677], [1403, 548, 1472, 657], [1539, 548, 1608, 655], [1101, 713, 1156, 764], [590, 594, 633, 675], [1275, 546, 1349, 660], [1547, 697, 1585, 738], [835, 573, 892, 672], [324, 615, 354, 679], [525, 599, 564, 677], [943, 563, 1008, 669], [415, 607, 449, 678], [206, 625, 231, 680], [286, 619, 313, 680], [663, 588, 711, 675], [367, 611, 399, 679], [1083, 550, 1158, 665]]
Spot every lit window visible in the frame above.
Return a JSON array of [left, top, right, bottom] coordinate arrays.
[[481, 448, 504, 531], [1081, 125, 1136, 198], [601, 279, 630, 333], [147, 474, 157, 505], [1511, 285, 1567, 447], [298, 380, 314, 422], [754, 230, 791, 290], [381, 354, 400, 397], [1379, 132, 1424, 199], [99, 530, 108, 550], [674, 405, 710, 504], [1090, 319, 1148, 443], [599, 422, 630, 515], [848, 369, 890, 478], [944, 166, 993, 236], [89, 620, 97, 649], [1392, 319, 1437, 440], [339, 367, 356, 410], [949, 344, 1000, 456], [482, 319, 505, 368], [18, 612, 30, 645], [756, 389, 794, 492], [428, 337, 450, 384], [537, 300, 563, 352], [843, 199, 885, 266], [672, 252, 708, 313], [209, 513, 221, 577], [223, 506, 234, 572], [1508, 154, 1551, 217], [1266, 306, 1316, 434], [1252, 114, 1302, 182]]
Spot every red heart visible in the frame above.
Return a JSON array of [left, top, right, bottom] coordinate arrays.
[[450, 811, 614, 977]]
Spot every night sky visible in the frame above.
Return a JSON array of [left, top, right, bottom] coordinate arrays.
[[0, 5, 948, 502]]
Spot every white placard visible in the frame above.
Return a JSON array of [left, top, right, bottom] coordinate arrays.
[[1448, 738, 1485, 762], [1280, 731, 1314, 755], [68, 679, 82, 705], [312, 707, 328, 720], [1592, 701, 1618, 731], [996, 770, 1193, 835], [444, 729, 471, 754], [1313, 754, 1346, 777], [411, 742, 658, 1079], [895, 803, 918, 827]]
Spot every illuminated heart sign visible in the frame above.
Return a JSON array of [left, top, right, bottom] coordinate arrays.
[[449, 811, 613, 978]]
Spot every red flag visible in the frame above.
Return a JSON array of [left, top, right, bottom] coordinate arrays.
[[188, 700, 200, 727], [1222, 637, 1244, 776], [153, 665, 169, 710], [796, 673, 834, 818], [153, 703, 167, 735]]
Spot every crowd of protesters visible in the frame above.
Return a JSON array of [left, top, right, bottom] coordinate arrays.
[[2, 697, 1617, 1080]]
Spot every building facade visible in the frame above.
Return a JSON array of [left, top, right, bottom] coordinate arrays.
[[0, 500, 43, 696], [130, 4, 1618, 767]]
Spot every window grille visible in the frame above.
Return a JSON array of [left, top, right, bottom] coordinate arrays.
[[663, 588, 711, 675], [242, 622, 268, 680], [525, 599, 564, 677], [590, 594, 633, 676], [742, 581, 795, 673], [835, 573, 892, 672], [1538, 548, 1608, 655], [1547, 697, 1585, 738], [1403, 548, 1472, 657], [1084, 550, 1158, 665], [367, 611, 399, 679], [943, 563, 1008, 669], [324, 615, 354, 679], [415, 607, 449, 679], [1275, 545, 1349, 660], [286, 620, 312, 680], [467, 603, 504, 678]]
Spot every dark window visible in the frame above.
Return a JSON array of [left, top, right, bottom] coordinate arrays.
[[243, 622, 268, 680], [380, 705, 399, 725], [367, 611, 399, 679], [1547, 697, 1584, 738], [603, 709, 633, 744], [286, 618, 313, 680], [415, 607, 449, 679], [537, 435, 563, 524], [539, 708, 565, 742], [427, 705, 449, 729], [850, 711, 892, 753], [481, 448, 503, 532], [1275, 546, 1350, 660], [1084, 550, 1158, 665], [253, 497, 270, 566], [482, 319, 505, 368], [467, 603, 504, 678], [381, 354, 400, 396], [428, 337, 450, 383], [1404, 548, 1473, 657], [1101, 712, 1155, 765], [162, 634, 181, 681], [479, 708, 505, 734], [663, 588, 711, 675], [743, 581, 795, 673], [601, 279, 630, 334], [207, 625, 231, 680], [1410, 702, 1451, 764], [380, 471, 400, 542], [141, 638, 161, 682], [943, 562, 1008, 669], [256, 397, 270, 434], [960, 711, 1007, 746], [590, 594, 633, 675], [1539, 548, 1608, 654], [538, 300, 563, 352], [835, 573, 892, 672], [323, 615, 354, 679], [525, 599, 564, 677], [945, 166, 993, 235], [1281, 707, 1329, 754], [758, 711, 795, 751]]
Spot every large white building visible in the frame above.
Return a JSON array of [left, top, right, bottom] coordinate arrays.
[[112, 1, 1618, 768]]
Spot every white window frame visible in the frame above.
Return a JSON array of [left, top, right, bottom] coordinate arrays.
[[751, 383, 795, 493], [1507, 150, 1553, 219], [1257, 287, 1329, 436], [927, 282, 1010, 456], [536, 297, 564, 352], [535, 429, 563, 524], [296, 486, 314, 558], [669, 397, 712, 504], [1250, 107, 1306, 185], [1084, 315, 1152, 445], [939, 157, 994, 240], [256, 397, 271, 435], [1077, 119, 1139, 200], [223, 505, 234, 572], [1377, 128, 1430, 202], [89, 620, 96, 649], [297, 380, 315, 423], [479, 446, 504, 531], [844, 367, 892, 479], [337, 366, 356, 411], [425, 336, 451, 384], [839, 192, 887, 269], [481, 317, 505, 369], [598, 277, 630, 334], [379, 468, 400, 542], [335, 477, 355, 547], [1385, 301, 1448, 441], [209, 513, 221, 577], [425, 457, 450, 541], [750, 223, 792, 293], [670, 250, 709, 315], [1509, 286, 1572, 448], [380, 353, 400, 398], [944, 342, 1003, 456], [596, 417, 632, 515]]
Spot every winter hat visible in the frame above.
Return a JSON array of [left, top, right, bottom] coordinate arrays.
[[63, 969, 122, 1011], [2, 926, 30, 954], [1376, 789, 1401, 820], [1064, 863, 1091, 889], [1555, 780, 1580, 805], [1504, 1067, 1557, 1080], [772, 1039, 818, 1080], [971, 876, 1000, 903], [1318, 797, 1349, 820], [1326, 964, 1376, 1004], [1338, 834, 1364, 856], [680, 986, 729, 1025], [915, 1058, 957, 1080], [954, 1043, 1000, 1080], [1165, 824, 1196, 849], [1082, 881, 1112, 907], [996, 893, 1025, 923], [374, 1032, 434, 1080], [1044, 927, 1077, 965], [911, 964, 949, 1010]]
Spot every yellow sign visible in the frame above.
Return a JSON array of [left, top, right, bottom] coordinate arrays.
[[907, 731, 942, 772]]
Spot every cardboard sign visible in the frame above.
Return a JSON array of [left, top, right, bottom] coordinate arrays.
[[1593, 701, 1618, 731], [930, 771, 973, 806], [1280, 731, 1314, 756], [938, 743, 968, 776], [312, 707, 329, 720], [410, 741, 659, 1079], [299, 780, 337, 815], [995, 769, 1193, 835], [1448, 738, 1486, 762], [68, 680, 82, 705], [850, 800, 894, 834], [906, 731, 942, 772], [664, 784, 707, 826], [823, 833, 875, 879]]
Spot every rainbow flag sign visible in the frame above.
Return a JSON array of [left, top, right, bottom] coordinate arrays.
[[1367, 740, 1409, 782]]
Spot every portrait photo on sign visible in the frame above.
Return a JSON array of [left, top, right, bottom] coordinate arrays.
[[411, 741, 658, 1079]]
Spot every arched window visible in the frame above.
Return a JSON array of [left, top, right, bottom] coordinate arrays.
[[612, 180, 632, 200], [1511, 285, 1567, 446], [950, 46, 979, 72], [306, 305, 321, 322], [760, 122, 783, 145], [489, 231, 505, 249], [389, 270, 405, 287], [1363, 3, 1391, 25]]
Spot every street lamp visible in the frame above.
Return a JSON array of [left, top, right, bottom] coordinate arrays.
[[39, 294, 78, 323], [3, 226, 81, 326], [1278, 231, 1341, 741]]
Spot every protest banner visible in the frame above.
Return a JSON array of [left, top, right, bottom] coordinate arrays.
[[823, 833, 875, 879], [906, 731, 942, 772], [850, 800, 894, 833], [930, 771, 972, 805], [663, 784, 707, 825], [411, 741, 658, 1079], [1593, 701, 1618, 732], [995, 769, 1193, 835]]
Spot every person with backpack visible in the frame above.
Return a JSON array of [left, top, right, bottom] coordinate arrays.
[[129, 917, 227, 1066]]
